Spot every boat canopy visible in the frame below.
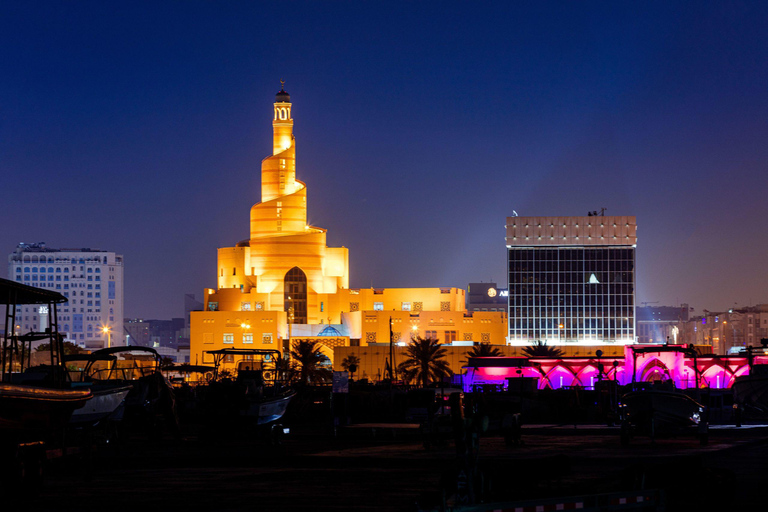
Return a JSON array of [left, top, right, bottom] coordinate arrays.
[[0, 277, 67, 305]]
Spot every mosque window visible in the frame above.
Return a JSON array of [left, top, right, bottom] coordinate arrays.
[[241, 302, 251, 311], [223, 333, 234, 344], [374, 302, 384, 311], [208, 302, 218, 311], [441, 302, 451, 311], [243, 333, 253, 344], [444, 331, 457, 344], [262, 333, 273, 344], [401, 302, 411, 311]]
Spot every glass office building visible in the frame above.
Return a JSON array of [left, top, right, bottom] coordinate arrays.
[[506, 216, 637, 345]]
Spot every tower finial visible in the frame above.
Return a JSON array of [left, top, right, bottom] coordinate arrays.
[[280, 79, 285, 91]]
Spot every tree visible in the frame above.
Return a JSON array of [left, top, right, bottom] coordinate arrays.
[[35, 341, 84, 355], [340, 353, 360, 380], [290, 339, 332, 384], [465, 342, 503, 359], [268, 354, 295, 383], [522, 340, 564, 358], [160, 356, 175, 369], [397, 336, 453, 388]]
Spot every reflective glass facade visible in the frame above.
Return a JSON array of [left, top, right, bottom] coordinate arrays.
[[508, 246, 635, 343]]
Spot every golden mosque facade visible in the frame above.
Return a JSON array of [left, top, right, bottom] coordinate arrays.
[[190, 87, 510, 377]]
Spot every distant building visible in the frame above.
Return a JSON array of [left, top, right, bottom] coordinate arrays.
[[148, 318, 185, 348], [506, 215, 637, 345], [124, 318, 151, 347], [636, 304, 689, 344], [8, 242, 124, 349], [467, 282, 508, 313], [679, 305, 768, 354], [124, 317, 186, 349]]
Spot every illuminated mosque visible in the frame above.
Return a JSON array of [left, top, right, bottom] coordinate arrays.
[[190, 85, 755, 390], [190, 86, 507, 377]]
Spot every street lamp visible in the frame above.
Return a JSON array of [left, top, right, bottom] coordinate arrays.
[[102, 325, 112, 348]]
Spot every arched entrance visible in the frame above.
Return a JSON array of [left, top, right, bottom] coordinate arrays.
[[284, 267, 307, 324]]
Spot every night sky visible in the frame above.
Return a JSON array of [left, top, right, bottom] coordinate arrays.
[[2, 1, 767, 319]]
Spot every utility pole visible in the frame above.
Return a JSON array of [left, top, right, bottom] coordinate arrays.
[[389, 316, 395, 381]]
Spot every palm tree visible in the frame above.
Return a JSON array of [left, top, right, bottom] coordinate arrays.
[[465, 342, 503, 359], [340, 353, 360, 380], [290, 339, 332, 384], [522, 340, 564, 358], [268, 354, 294, 383], [397, 336, 453, 388]]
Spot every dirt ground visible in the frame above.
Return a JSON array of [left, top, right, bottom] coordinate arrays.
[[21, 423, 768, 511]]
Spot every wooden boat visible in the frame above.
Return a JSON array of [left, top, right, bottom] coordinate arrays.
[[0, 383, 91, 433], [1, 277, 93, 488], [1, 278, 91, 434]]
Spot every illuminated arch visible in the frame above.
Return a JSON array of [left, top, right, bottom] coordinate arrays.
[[726, 365, 750, 388], [577, 365, 600, 389], [639, 358, 670, 383], [544, 365, 579, 389], [284, 267, 307, 324], [702, 364, 733, 389], [315, 342, 334, 363]]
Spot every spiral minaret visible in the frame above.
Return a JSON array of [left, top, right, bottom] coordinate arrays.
[[214, 85, 349, 324]]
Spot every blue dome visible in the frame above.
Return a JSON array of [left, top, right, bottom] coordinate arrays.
[[318, 325, 342, 337]]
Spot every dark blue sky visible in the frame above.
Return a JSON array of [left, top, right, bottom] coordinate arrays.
[[2, 1, 767, 319]]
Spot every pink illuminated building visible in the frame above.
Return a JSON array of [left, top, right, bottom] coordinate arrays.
[[463, 345, 765, 392]]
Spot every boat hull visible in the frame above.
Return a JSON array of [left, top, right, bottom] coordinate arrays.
[[0, 384, 92, 433], [69, 384, 132, 426], [242, 390, 296, 425]]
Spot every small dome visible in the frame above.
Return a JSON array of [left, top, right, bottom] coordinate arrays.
[[318, 325, 342, 337], [275, 89, 290, 103]]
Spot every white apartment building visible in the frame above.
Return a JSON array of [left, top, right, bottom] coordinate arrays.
[[7, 242, 124, 349]]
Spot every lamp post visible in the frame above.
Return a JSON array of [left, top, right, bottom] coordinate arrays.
[[102, 325, 112, 348]]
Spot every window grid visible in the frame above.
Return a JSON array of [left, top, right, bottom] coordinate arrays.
[[508, 247, 635, 343]]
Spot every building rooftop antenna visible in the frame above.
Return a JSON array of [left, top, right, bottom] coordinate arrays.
[[587, 207, 607, 217]]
